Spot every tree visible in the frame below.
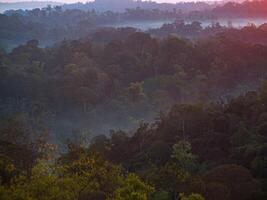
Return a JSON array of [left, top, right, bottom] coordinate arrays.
[[0, 116, 42, 178], [152, 190, 171, 200], [204, 164, 260, 200], [179, 193, 205, 200], [58, 153, 123, 200], [112, 174, 154, 200], [2, 160, 72, 200], [171, 140, 197, 172], [150, 162, 190, 200], [126, 82, 146, 102], [0, 156, 15, 185]]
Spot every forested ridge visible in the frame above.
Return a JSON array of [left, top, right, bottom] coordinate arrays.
[[2, 29, 267, 131], [1, 81, 267, 199], [1, 1, 267, 199], [2, 1, 267, 50], [1, 27, 267, 199], [187, 0, 267, 19]]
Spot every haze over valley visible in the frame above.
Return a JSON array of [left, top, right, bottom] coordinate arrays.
[[0, 1, 267, 200]]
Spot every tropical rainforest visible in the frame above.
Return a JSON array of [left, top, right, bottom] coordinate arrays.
[[1, 1, 267, 200]]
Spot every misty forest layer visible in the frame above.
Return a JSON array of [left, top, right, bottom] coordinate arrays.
[[1, 1, 267, 200]]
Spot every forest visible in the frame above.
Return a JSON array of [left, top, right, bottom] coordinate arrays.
[[187, 0, 267, 19], [2, 1, 267, 50], [1, 25, 267, 200], [1, 1, 267, 200]]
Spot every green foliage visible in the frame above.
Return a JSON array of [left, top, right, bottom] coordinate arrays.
[[126, 82, 146, 102], [2, 160, 72, 200], [0, 156, 15, 184], [1, 13, 267, 200], [58, 153, 123, 199], [0, 153, 155, 200], [171, 141, 197, 171], [152, 190, 171, 200], [179, 193, 205, 200], [112, 174, 154, 200], [1, 85, 267, 200]]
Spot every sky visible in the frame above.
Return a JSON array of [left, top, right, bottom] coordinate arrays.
[[0, 0, 206, 3]]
